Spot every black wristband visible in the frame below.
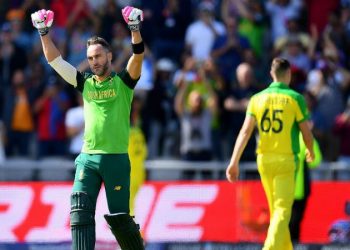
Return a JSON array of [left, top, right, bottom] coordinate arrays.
[[128, 23, 140, 32], [132, 41, 144, 54], [38, 27, 49, 36]]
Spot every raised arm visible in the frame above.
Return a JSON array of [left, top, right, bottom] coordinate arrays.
[[126, 31, 144, 80], [122, 6, 145, 80], [40, 34, 61, 63], [174, 80, 188, 116], [32, 9, 78, 86], [31, 9, 59, 62]]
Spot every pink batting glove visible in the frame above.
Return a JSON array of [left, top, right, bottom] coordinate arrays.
[[31, 9, 54, 36], [121, 6, 143, 31]]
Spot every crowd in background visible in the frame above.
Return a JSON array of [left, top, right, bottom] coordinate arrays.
[[0, 0, 350, 167]]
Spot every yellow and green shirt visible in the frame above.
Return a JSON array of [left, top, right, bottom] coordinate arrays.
[[247, 82, 309, 155]]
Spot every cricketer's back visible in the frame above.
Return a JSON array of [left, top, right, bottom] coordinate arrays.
[[247, 82, 309, 155]]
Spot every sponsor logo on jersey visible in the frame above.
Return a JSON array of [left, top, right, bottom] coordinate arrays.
[[87, 89, 116, 100]]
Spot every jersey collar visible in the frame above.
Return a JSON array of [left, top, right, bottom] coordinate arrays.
[[269, 82, 289, 89], [92, 72, 116, 83]]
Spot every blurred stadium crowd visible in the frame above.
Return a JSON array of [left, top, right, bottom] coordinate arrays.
[[0, 0, 350, 167]]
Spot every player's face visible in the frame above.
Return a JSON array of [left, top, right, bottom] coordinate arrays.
[[87, 44, 112, 77]]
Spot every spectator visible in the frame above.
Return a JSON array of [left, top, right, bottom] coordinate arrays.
[[175, 57, 223, 161], [280, 36, 311, 72], [185, 1, 225, 61], [321, 34, 350, 98], [305, 0, 339, 35], [211, 15, 251, 85], [33, 78, 70, 159], [308, 63, 345, 161], [111, 21, 132, 72], [5, 8, 32, 52], [26, 62, 46, 98], [3, 69, 36, 157], [220, 0, 241, 19], [64, 0, 95, 31], [0, 120, 5, 165], [63, 1, 98, 67], [222, 0, 267, 59], [323, 9, 350, 64], [0, 22, 27, 116], [86, 0, 108, 12], [333, 96, 350, 179], [279, 36, 311, 91], [175, 63, 217, 178], [97, 0, 123, 42], [20, 0, 48, 33], [265, 0, 304, 43], [223, 63, 258, 161], [146, 58, 177, 158], [138, 0, 159, 47], [303, 88, 327, 140], [341, 3, 350, 67], [65, 93, 84, 160], [49, 0, 72, 55], [173, 54, 198, 88], [201, 58, 226, 161], [310, 45, 350, 161], [244, 49, 269, 87], [115, 0, 139, 8], [67, 18, 96, 67], [274, 15, 316, 57], [0, 2, 11, 24], [152, 0, 192, 62]]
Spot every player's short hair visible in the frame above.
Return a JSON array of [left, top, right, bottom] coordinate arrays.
[[87, 36, 111, 52], [271, 58, 290, 78]]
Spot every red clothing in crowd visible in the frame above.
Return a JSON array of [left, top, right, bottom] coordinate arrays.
[[333, 113, 350, 157]]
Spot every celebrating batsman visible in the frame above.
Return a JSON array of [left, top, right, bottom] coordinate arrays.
[[31, 6, 145, 250]]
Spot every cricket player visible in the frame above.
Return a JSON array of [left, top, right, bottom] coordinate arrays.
[[31, 6, 145, 250], [226, 58, 315, 250], [289, 134, 322, 242], [128, 126, 147, 216]]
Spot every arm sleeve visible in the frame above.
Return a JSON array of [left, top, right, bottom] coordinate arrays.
[[48, 56, 78, 87]]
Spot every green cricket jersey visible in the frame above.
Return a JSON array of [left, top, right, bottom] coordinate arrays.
[[247, 82, 309, 155], [75, 70, 138, 154]]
